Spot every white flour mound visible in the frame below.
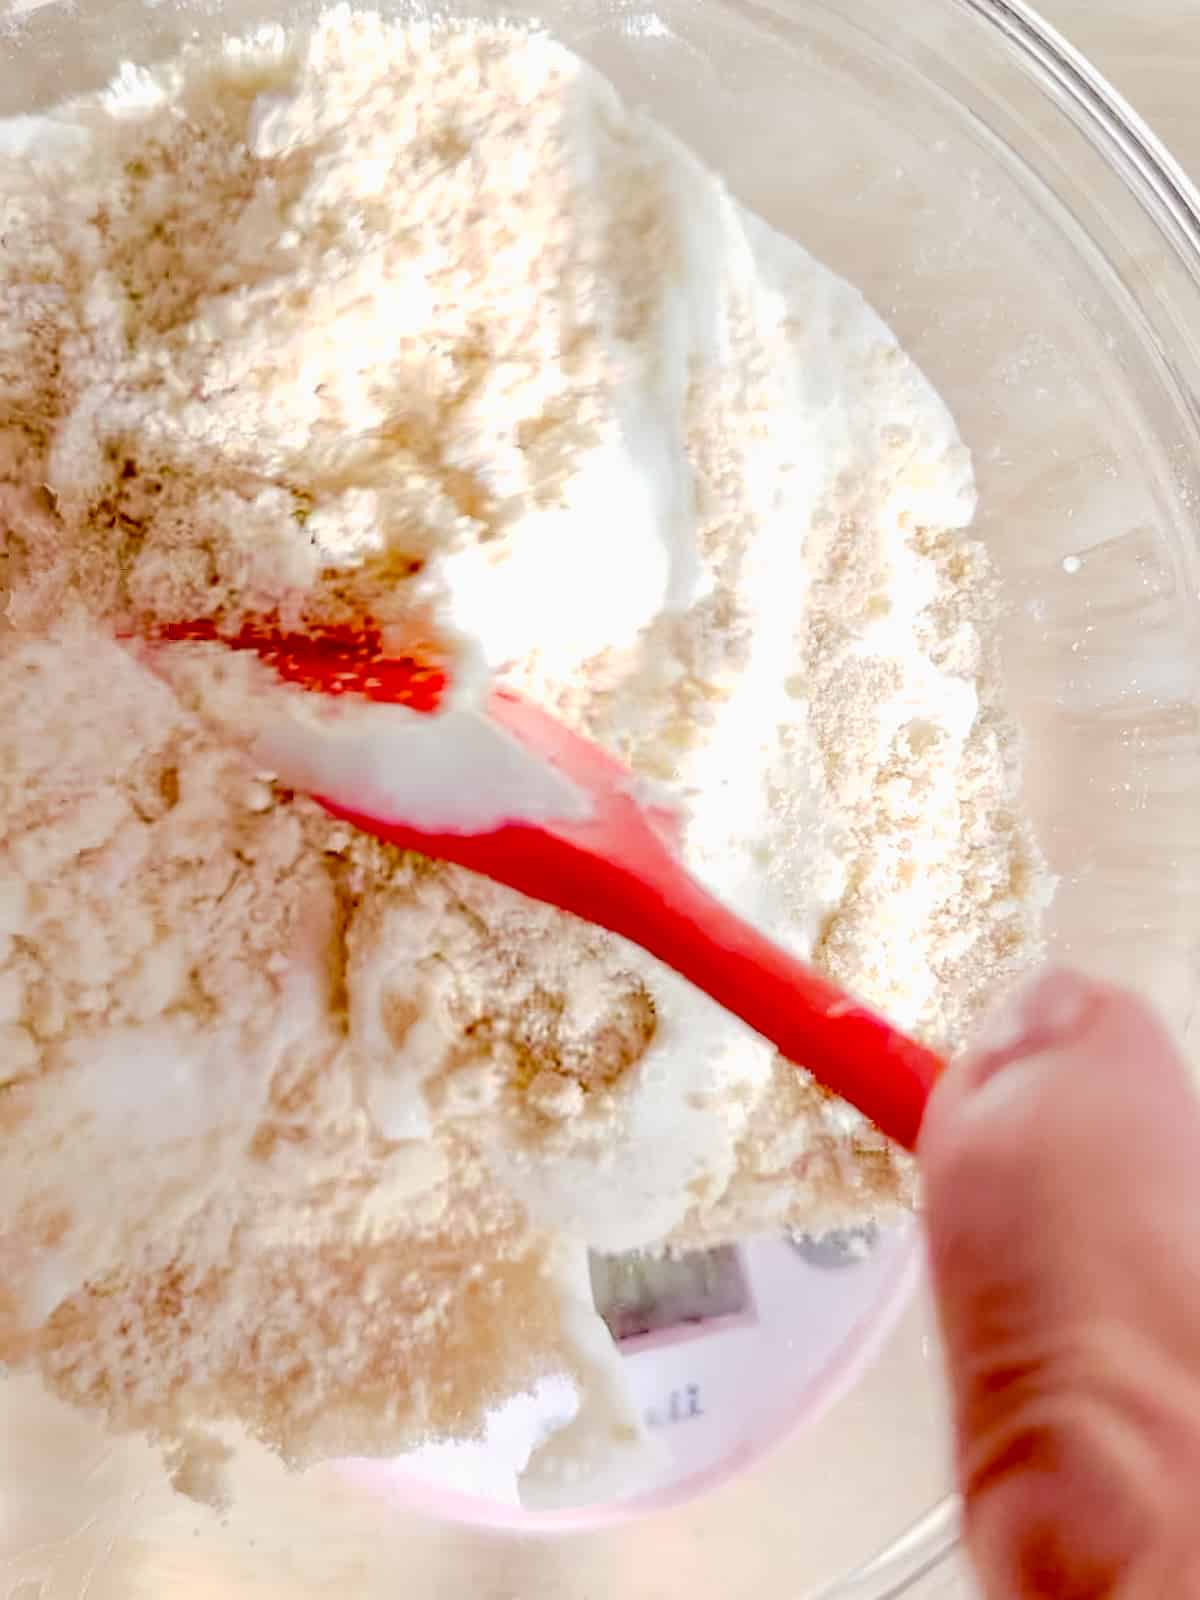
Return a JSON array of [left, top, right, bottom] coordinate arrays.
[[0, 10, 1048, 1506]]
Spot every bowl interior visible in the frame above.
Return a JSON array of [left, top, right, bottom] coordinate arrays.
[[2, 0, 1199, 1596]]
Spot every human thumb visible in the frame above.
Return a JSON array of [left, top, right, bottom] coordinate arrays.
[[919, 969, 1200, 1598]]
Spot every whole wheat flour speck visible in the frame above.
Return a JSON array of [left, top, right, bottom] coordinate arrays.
[[0, 10, 1049, 1504]]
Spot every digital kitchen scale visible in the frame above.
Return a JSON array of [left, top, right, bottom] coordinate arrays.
[[344, 1225, 917, 1530], [583, 1229, 915, 1515]]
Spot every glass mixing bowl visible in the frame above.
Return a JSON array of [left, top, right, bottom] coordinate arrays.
[[2, 0, 1199, 1596]]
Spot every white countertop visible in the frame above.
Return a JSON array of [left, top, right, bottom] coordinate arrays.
[[1045, 0, 1200, 172]]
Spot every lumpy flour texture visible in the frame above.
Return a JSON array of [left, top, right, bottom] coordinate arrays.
[[0, 12, 1047, 1504]]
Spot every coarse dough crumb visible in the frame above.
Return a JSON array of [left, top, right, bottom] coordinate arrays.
[[0, 11, 1049, 1499]]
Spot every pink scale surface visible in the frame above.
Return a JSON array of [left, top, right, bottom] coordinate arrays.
[[339, 1227, 919, 1532]]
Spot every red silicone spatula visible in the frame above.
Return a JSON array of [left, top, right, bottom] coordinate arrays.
[[151, 620, 944, 1148]]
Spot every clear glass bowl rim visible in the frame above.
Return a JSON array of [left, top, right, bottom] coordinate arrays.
[[808, 0, 1200, 1594]]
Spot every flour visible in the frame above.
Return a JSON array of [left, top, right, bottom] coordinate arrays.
[[0, 12, 1048, 1504]]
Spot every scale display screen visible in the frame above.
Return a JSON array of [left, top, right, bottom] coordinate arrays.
[[590, 1247, 751, 1342]]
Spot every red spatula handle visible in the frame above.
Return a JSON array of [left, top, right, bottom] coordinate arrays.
[[322, 796, 944, 1151], [609, 855, 944, 1151], [138, 622, 942, 1147]]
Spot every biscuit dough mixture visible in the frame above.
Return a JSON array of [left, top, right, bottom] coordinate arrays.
[[0, 10, 1047, 1506]]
